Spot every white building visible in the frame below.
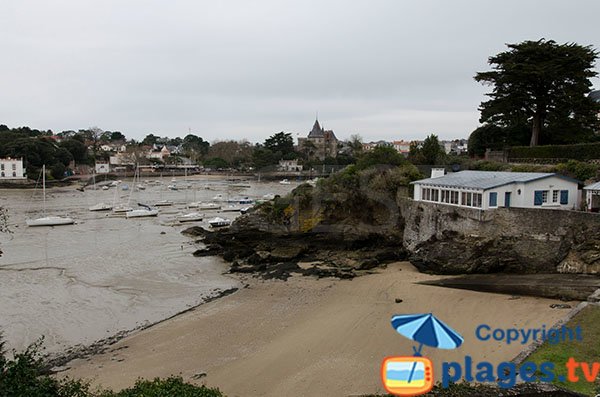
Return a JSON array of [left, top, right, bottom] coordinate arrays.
[[0, 157, 26, 180], [411, 170, 580, 210], [392, 140, 411, 156], [95, 162, 110, 174], [278, 159, 300, 172], [583, 181, 600, 212]]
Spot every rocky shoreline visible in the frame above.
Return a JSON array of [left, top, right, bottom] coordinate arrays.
[[183, 224, 407, 281]]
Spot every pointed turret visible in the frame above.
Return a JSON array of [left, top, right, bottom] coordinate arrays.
[[308, 118, 324, 137]]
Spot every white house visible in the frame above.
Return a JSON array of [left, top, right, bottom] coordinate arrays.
[[0, 157, 26, 180], [278, 159, 300, 172], [583, 181, 600, 212], [411, 170, 580, 210]]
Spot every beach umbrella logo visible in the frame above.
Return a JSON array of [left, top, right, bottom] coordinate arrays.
[[381, 313, 464, 396]]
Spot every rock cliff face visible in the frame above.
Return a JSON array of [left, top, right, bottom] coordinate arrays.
[[190, 194, 600, 276], [398, 198, 600, 274]]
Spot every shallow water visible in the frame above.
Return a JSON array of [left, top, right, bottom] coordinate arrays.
[[0, 176, 296, 353]]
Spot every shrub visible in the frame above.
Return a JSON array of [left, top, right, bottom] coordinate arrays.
[[509, 142, 600, 161]]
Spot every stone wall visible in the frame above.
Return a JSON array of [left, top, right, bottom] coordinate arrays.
[[397, 198, 600, 274]]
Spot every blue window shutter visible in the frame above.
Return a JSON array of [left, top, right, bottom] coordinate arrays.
[[489, 192, 497, 207], [560, 190, 569, 205], [534, 191, 543, 206]]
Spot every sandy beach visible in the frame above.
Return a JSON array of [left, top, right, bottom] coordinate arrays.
[[62, 262, 572, 397]]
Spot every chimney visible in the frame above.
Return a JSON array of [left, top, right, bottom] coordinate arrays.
[[431, 168, 445, 178]]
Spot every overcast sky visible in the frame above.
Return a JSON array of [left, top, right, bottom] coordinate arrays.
[[1, 1, 599, 144]]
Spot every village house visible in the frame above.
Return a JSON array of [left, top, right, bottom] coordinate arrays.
[[297, 119, 338, 160], [411, 169, 580, 210], [392, 140, 411, 156], [0, 157, 26, 180], [147, 145, 171, 161], [278, 159, 300, 172]]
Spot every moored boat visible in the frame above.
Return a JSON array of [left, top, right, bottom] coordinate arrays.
[[208, 217, 231, 228], [177, 212, 203, 222]]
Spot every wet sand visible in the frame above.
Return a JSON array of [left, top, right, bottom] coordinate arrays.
[[63, 262, 572, 397], [0, 177, 294, 354]]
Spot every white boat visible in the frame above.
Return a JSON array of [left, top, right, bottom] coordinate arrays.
[[221, 205, 242, 212], [188, 202, 221, 210], [89, 172, 113, 211], [208, 217, 231, 228], [262, 193, 276, 200], [155, 200, 173, 207], [102, 185, 110, 190], [26, 165, 75, 227], [126, 208, 159, 218], [110, 180, 121, 187], [124, 165, 158, 218], [27, 216, 75, 227], [177, 212, 203, 222], [121, 184, 129, 191], [89, 202, 112, 211], [112, 205, 133, 213], [238, 197, 253, 204], [136, 184, 146, 190], [279, 179, 291, 185], [167, 184, 178, 191]]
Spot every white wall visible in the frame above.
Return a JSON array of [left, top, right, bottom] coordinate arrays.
[[0, 158, 26, 179]]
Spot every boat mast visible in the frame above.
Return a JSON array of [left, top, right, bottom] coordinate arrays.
[[42, 164, 46, 216]]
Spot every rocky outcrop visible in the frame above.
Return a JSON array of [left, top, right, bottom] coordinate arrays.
[[182, 221, 407, 281], [398, 198, 600, 274]]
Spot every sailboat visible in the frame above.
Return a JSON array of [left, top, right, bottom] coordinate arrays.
[[26, 165, 75, 227], [112, 183, 132, 213], [89, 171, 112, 211], [126, 166, 159, 218]]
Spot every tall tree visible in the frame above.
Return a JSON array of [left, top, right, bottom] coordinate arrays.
[[109, 131, 126, 141], [264, 132, 294, 156], [475, 39, 599, 146]]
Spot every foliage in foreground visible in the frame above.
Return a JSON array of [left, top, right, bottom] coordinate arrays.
[[0, 335, 224, 397]]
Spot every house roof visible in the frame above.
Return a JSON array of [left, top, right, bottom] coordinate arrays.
[[584, 181, 600, 190], [411, 170, 578, 190]]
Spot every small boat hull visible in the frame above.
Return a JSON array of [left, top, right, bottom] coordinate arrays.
[[189, 202, 221, 210], [26, 216, 74, 227], [89, 203, 112, 211], [177, 212, 203, 222], [209, 217, 231, 228], [155, 200, 173, 207], [126, 209, 159, 218]]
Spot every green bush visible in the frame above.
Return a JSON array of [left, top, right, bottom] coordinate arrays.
[[100, 377, 224, 397], [509, 142, 600, 161], [554, 160, 599, 181]]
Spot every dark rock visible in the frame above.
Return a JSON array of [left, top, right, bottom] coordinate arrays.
[[395, 298, 403, 303], [550, 303, 572, 309], [358, 258, 380, 270]]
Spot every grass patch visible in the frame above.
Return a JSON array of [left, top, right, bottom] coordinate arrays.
[[527, 305, 600, 396]]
